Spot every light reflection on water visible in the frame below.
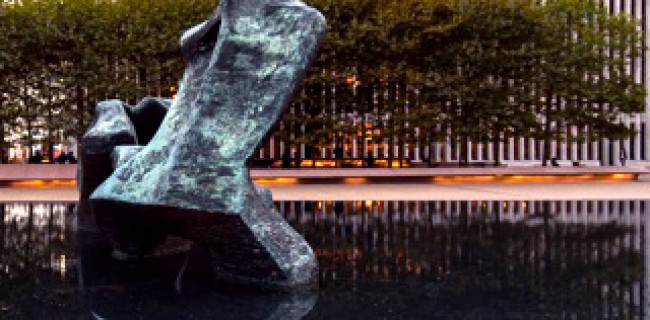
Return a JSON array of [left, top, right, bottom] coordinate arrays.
[[0, 200, 648, 319], [0, 203, 74, 280]]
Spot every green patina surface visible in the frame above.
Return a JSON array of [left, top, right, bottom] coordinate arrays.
[[91, 4, 325, 215], [82, 0, 326, 289]]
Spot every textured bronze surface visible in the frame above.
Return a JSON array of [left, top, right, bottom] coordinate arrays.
[[80, 0, 325, 289]]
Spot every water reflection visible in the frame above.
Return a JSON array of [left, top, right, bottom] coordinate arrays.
[[281, 200, 647, 319], [0, 203, 74, 278], [0, 200, 647, 319]]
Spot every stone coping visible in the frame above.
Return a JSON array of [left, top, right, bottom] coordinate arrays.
[[251, 166, 648, 179], [2, 181, 650, 202], [0, 164, 78, 181], [0, 164, 647, 181]]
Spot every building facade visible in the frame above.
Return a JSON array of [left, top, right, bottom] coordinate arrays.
[[253, 0, 650, 167], [3, 0, 646, 166]]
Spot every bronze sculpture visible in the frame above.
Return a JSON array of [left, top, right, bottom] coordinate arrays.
[[79, 0, 326, 289]]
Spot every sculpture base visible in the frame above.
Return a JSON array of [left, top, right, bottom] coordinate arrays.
[[90, 198, 318, 291]]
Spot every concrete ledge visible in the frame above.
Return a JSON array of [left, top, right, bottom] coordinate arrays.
[[0, 164, 77, 181], [627, 160, 650, 169], [3, 181, 650, 202], [250, 167, 648, 179], [0, 164, 647, 181]]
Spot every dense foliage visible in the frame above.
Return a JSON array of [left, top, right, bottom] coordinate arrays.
[[0, 0, 645, 165]]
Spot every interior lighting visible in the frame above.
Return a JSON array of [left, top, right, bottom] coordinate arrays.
[[429, 174, 635, 184], [344, 177, 368, 185], [7, 180, 76, 188], [253, 178, 299, 185]]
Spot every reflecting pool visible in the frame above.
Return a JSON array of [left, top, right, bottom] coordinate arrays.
[[0, 200, 648, 319]]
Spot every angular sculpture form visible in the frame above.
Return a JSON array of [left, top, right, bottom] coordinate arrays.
[[80, 0, 326, 290], [77, 98, 170, 231]]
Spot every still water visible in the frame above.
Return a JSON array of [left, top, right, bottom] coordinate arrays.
[[0, 200, 648, 319]]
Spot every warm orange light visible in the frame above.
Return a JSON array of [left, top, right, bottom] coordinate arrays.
[[8, 180, 76, 189], [253, 178, 299, 185], [344, 177, 367, 185], [295, 159, 408, 168], [298, 160, 338, 167], [430, 174, 635, 184], [373, 159, 409, 168], [432, 176, 497, 184], [364, 201, 373, 211]]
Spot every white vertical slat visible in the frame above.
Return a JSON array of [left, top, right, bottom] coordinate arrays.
[[571, 126, 578, 161], [394, 142, 400, 160], [384, 139, 389, 158], [414, 132, 420, 162], [551, 138, 557, 160], [405, 142, 410, 160], [487, 141, 494, 162], [373, 141, 378, 158], [581, 126, 589, 161], [645, 0, 650, 161]]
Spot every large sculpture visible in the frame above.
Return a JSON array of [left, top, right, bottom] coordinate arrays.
[[78, 0, 326, 290]]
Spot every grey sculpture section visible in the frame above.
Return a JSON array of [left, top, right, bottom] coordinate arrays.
[[77, 98, 170, 231], [83, 0, 326, 289]]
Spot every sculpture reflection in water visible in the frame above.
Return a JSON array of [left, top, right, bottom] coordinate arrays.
[[0, 201, 647, 318], [77, 0, 326, 290]]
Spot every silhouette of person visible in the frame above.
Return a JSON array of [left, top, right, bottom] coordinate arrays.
[[56, 152, 68, 164], [30, 151, 44, 164], [67, 151, 78, 164], [551, 157, 559, 167]]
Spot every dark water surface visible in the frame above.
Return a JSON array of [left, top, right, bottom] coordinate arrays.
[[0, 200, 648, 319]]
